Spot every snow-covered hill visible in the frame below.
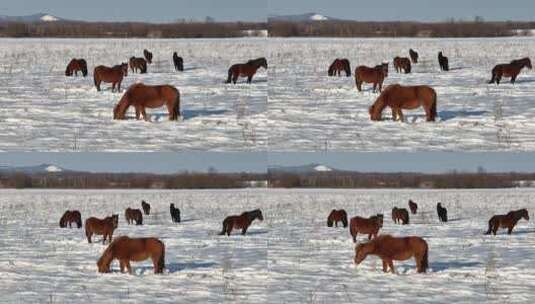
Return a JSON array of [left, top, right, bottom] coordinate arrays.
[[0, 13, 63, 22], [268, 13, 335, 22]]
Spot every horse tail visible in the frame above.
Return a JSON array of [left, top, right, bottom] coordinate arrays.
[[158, 241, 165, 273], [485, 219, 493, 234], [430, 90, 438, 121], [174, 89, 181, 120], [219, 219, 228, 235], [420, 242, 429, 273]]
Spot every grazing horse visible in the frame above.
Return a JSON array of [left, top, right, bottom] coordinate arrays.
[[349, 214, 384, 242], [408, 200, 418, 215], [355, 63, 388, 93], [125, 208, 143, 225], [489, 57, 532, 85], [392, 207, 409, 225], [97, 236, 165, 274], [485, 209, 529, 235], [226, 57, 267, 84], [328, 58, 351, 77], [437, 203, 448, 222], [113, 83, 181, 121], [65, 59, 88, 77], [170, 203, 181, 223], [173, 52, 183, 71], [94, 63, 128, 92], [409, 49, 419, 63], [129, 57, 148, 74], [59, 210, 82, 228], [143, 49, 153, 64], [369, 84, 437, 122], [327, 209, 348, 228], [219, 209, 263, 236], [85, 215, 119, 244], [354, 235, 428, 274], [438, 52, 449, 71], [393, 57, 411, 74], [141, 200, 151, 215]]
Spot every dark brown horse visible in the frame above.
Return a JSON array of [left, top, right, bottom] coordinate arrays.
[[113, 83, 181, 121], [354, 235, 428, 274], [328, 58, 351, 77], [65, 58, 88, 77], [85, 214, 118, 244], [94, 63, 128, 92], [437, 203, 448, 222], [392, 207, 409, 225], [327, 209, 348, 228], [226, 57, 267, 84], [59, 210, 82, 228], [173, 52, 183, 71], [125, 208, 143, 225], [408, 200, 418, 215], [129, 57, 147, 74], [489, 57, 532, 85], [97, 236, 165, 274], [219, 209, 263, 236], [409, 49, 419, 64], [369, 84, 437, 122], [143, 49, 153, 64], [355, 63, 388, 93], [438, 52, 449, 71], [170, 203, 181, 223], [141, 200, 151, 215], [349, 214, 383, 242], [393, 57, 411, 73], [485, 209, 529, 235]]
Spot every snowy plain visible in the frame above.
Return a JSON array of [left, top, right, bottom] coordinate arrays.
[[1, 188, 535, 303], [0, 38, 267, 151], [268, 37, 535, 151]]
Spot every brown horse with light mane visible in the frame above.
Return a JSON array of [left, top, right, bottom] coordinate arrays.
[[97, 236, 165, 274], [327, 209, 348, 228], [94, 63, 128, 92], [143, 49, 153, 64], [59, 210, 82, 228], [485, 209, 529, 235], [349, 214, 383, 242], [393, 57, 411, 73], [408, 200, 418, 215], [328, 59, 351, 77], [219, 209, 263, 236], [113, 83, 180, 121], [125, 208, 143, 225], [369, 84, 437, 122], [129, 57, 147, 74], [226, 57, 267, 84], [85, 214, 118, 244], [392, 207, 409, 225], [65, 59, 88, 77], [355, 63, 388, 93], [354, 235, 428, 274], [489, 57, 532, 85]]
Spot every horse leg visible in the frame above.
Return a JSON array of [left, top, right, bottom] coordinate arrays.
[[388, 260, 396, 274], [241, 226, 248, 235], [126, 261, 132, 275], [232, 74, 238, 84], [120, 260, 126, 273], [373, 82, 377, 93], [135, 106, 141, 120], [352, 232, 357, 243], [508, 225, 514, 235], [382, 260, 388, 272], [396, 108, 404, 122], [141, 107, 149, 122], [511, 75, 517, 84], [112, 82, 116, 93], [86, 231, 92, 243], [247, 75, 253, 84]]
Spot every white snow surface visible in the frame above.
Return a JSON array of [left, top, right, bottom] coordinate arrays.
[[268, 37, 535, 151], [1, 188, 535, 303], [0, 38, 267, 151]]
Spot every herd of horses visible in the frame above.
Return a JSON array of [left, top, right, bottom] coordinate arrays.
[[327, 201, 529, 274], [328, 49, 532, 122], [65, 49, 267, 121]]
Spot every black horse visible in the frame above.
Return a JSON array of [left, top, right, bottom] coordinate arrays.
[[170, 203, 181, 223], [173, 52, 183, 71], [438, 52, 449, 71], [437, 203, 448, 222], [409, 49, 419, 64], [219, 209, 263, 236]]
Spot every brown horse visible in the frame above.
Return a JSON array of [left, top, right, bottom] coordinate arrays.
[[408, 200, 418, 215], [129, 57, 147, 74], [85, 214, 118, 244], [485, 209, 529, 235], [369, 84, 437, 122], [392, 207, 409, 225], [143, 49, 153, 64], [226, 57, 267, 84], [393, 57, 411, 74], [409, 49, 419, 64], [327, 209, 348, 228], [97, 236, 165, 274], [141, 200, 151, 215], [113, 83, 180, 121], [94, 63, 128, 92], [489, 57, 532, 85], [355, 63, 388, 93], [219, 209, 263, 236], [65, 58, 88, 77], [125, 208, 143, 225], [59, 210, 82, 228], [438, 52, 449, 71], [354, 235, 428, 274], [349, 214, 383, 242], [328, 59, 351, 77]]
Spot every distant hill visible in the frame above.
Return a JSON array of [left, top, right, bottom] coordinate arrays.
[[268, 13, 337, 22], [0, 13, 63, 23], [269, 163, 337, 174], [0, 163, 70, 174]]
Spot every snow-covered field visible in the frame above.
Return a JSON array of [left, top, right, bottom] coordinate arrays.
[[0, 38, 267, 151], [1, 188, 535, 303], [268, 37, 535, 151]]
